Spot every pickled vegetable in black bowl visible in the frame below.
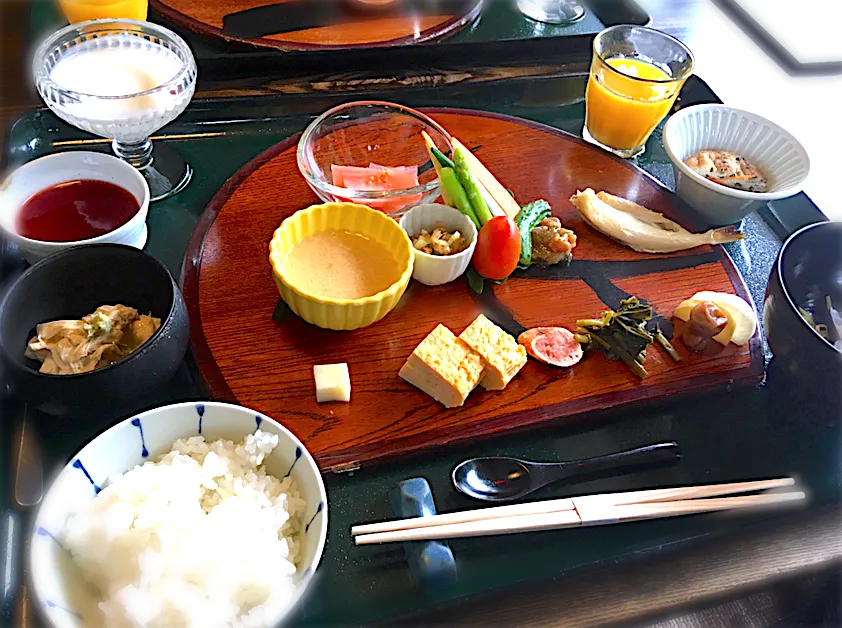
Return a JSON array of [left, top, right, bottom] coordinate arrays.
[[0, 244, 189, 417], [763, 221, 842, 399]]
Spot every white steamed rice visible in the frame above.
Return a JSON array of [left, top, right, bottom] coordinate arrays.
[[63, 430, 307, 628]]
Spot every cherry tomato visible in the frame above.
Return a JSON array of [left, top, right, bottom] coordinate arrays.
[[472, 216, 522, 280]]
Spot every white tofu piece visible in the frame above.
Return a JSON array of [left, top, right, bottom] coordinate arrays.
[[313, 363, 351, 403]]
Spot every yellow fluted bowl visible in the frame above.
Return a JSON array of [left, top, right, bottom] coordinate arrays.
[[269, 202, 414, 331]]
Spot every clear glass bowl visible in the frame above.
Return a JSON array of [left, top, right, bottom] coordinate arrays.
[[33, 19, 197, 201], [297, 101, 453, 217]]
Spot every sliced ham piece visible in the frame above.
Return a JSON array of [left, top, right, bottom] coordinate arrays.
[[517, 327, 584, 368], [517, 327, 549, 348]]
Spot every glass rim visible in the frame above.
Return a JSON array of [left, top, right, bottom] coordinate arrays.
[[33, 18, 196, 102], [593, 25, 695, 84]]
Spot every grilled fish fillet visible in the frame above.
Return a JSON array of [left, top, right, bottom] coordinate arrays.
[[570, 189, 744, 253]]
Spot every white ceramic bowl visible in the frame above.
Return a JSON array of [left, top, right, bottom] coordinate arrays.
[[0, 151, 150, 263], [29, 401, 328, 628], [399, 204, 478, 286], [663, 105, 810, 226]]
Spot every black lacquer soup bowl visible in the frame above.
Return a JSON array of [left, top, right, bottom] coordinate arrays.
[[764, 221, 841, 400], [0, 244, 189, 417]]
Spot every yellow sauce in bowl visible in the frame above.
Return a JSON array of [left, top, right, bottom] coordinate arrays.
[[282, 230, 400, 300], [269, 202, 413, 330]]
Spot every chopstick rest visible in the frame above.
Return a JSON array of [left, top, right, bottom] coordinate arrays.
[[388, 478, 457, 590]]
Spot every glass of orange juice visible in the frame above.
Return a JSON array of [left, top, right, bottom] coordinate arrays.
[[58, 0, 148, 23], [584, 25, 694, 159]]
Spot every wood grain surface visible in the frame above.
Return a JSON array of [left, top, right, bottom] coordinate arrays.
[[151, 0, 481, 51], [182, 109, 763, 472]]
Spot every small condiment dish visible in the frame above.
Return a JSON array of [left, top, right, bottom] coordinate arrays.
[[29, 401, 328, 628], [663, 105, 810, 227], [269, 202, 414, 331], [399, 204, 478, 286], [0, 151, 150, 263]]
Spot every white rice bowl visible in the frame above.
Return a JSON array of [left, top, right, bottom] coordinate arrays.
[[30, 402, 328, 628]]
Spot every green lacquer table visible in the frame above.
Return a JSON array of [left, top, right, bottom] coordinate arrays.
[[0, 73, 838, 627]]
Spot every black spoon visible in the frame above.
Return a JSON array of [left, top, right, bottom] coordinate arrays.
[[452, 442, 681, 502]]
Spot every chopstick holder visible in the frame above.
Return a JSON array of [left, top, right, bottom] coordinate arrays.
[[388, 478, 457, 590]]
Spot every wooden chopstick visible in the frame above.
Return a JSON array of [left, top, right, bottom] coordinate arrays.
[[353, 490, 805, 545], [355, 509, 583, 545], [350, 497, 576, 536], [573, 491, 807, 527], [602, 477, 796, 506], [351, 478, 795, 537]]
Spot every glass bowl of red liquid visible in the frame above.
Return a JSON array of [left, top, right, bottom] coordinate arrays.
[[0, 151, 149, 263], [297, 101, 452, 218]]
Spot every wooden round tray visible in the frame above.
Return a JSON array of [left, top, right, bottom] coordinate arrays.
[[182, 109, 763, 472], [151, 0, 482, 51]]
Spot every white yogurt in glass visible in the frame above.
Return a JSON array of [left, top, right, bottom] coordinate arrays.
[[48, 34, 185, 119]]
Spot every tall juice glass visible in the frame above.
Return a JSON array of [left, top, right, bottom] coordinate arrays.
[[584, 25, 694, 158], [58, 0, 148, 23]]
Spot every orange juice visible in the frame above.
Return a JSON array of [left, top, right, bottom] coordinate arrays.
[[585, 57, 684, 152], [58, 0, 148, 23]]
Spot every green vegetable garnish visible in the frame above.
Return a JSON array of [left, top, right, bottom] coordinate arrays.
[[83, 311, 113, 338], [453, 147, 494, 225], [576, 297, 680, 379], [430, 145, 454, 170], [440, 167, 480, 229], [514, 199, 552, 267], [799, 307, 816, 326], [466, 267, 485, 295], [655, 329, 681, 362]]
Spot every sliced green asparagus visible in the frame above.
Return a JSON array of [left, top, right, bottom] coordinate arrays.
[[453, 147, 494, 226], [440, 167, 480, 228]]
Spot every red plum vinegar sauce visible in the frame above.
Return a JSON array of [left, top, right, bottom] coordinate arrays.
[[16, 179, 139, 242]]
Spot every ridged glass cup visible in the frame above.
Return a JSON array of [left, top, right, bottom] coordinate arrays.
[[33, 19, 197, 201]]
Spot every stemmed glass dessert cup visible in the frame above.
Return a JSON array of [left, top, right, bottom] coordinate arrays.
[[33, 19, 197, 202]]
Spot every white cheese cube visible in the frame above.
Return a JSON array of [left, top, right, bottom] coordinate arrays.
[[313, 363, 351, 403]]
